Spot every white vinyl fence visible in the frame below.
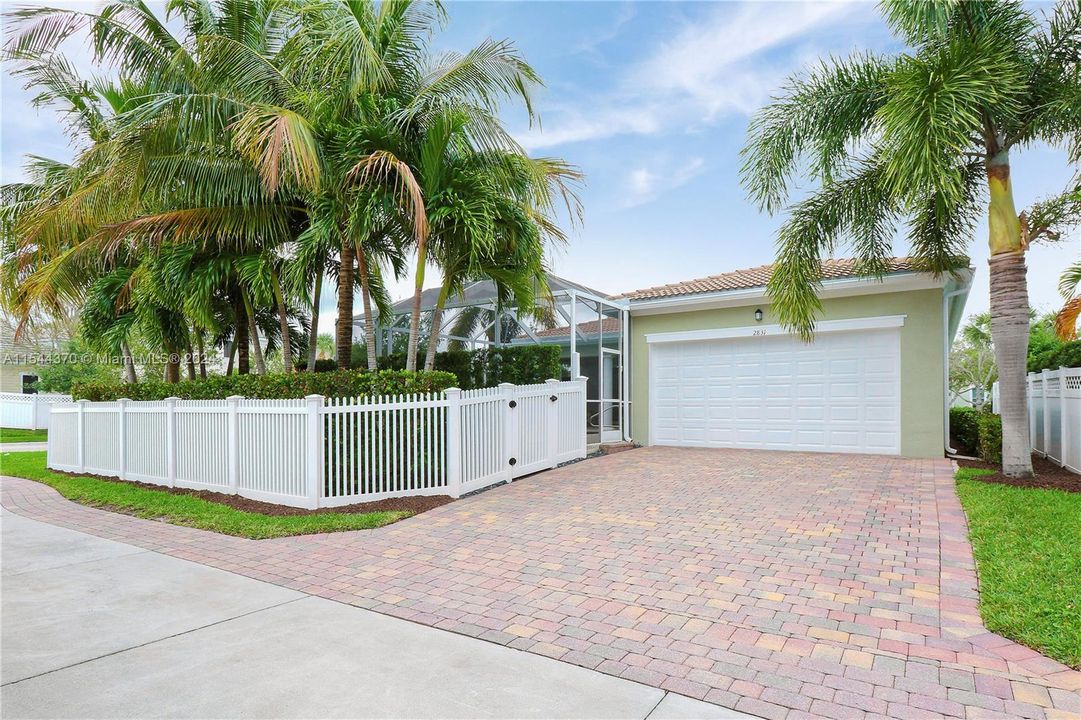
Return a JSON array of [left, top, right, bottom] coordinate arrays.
[[47, 379, 587, 508], [1, 392, 72, 430], [992, 367, 1080, 474]]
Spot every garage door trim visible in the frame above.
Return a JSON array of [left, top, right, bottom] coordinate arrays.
[[645, 314, 907, 345]]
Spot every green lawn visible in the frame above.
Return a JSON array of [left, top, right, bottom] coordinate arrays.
[[0, 451, 410, 539], [956, 467, 1081, 668], [0, 427, 48, 443]]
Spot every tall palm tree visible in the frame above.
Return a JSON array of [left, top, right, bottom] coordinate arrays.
[[740, 0, 1081, 477]]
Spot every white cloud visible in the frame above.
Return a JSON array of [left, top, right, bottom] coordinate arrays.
[[624, 156, 706, 207], [521, 1, 867, 151]]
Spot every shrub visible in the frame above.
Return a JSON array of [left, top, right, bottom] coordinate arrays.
[[379, 344, 563, 389], [949, 407, 981, 455], [72, 369, 457, 402], [295, 358, 338, 373], [976, 412, 1003, 465], [1028, 340, 1081, 373]]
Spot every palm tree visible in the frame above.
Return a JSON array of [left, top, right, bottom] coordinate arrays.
[[740, 0, 1081, 477], [1057, 259, 1081, 340], [419, 150, 582, 371], [3, 0, 307, 378]]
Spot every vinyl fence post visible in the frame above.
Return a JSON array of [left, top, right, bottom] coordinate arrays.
[[305, 394, 323, 509], [500, 382, 517, 482], [117, 398, 128, 480], [227, 395, 241, 495], [546, 379, 560, 468], [165, 396, 178, 487], [577, 376, 589, 458], [1059, 367, 1068, 468], [1027, 373, 1036, 451], [1037, 367, 1046, 456], [444, 388, 462, 498], [30, 393, 39, 431], [76, 399, 87, 473]]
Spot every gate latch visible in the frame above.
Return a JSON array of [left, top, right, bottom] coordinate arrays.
[[508, 457, 517, 466], [549, 395, 558, 402], [508, 400, 517, 409]]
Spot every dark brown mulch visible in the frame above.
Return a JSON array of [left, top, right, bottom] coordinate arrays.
[[957, 453, 1081, 493], [52, 468, 453, 516]]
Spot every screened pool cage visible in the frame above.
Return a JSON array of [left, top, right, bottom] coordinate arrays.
[[354, 274, 629, 444]]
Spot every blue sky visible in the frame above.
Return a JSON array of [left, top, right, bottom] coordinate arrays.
[[2, 0, 1078, 336]]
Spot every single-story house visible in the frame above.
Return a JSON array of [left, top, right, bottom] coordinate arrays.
[[617, 258, 973, 459]]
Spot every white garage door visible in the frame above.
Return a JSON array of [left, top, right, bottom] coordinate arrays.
[[650, 328, 900, 454]]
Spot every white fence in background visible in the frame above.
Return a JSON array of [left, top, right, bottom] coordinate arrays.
[[992, 367, 1080, 474], [1, 392, 73, 430], [46, 379, 587, 508]]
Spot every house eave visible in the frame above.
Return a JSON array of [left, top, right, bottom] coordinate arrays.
[[627, 270, 970, 316]]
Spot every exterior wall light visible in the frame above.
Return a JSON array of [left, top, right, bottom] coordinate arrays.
[[754, 308, 763, 322]]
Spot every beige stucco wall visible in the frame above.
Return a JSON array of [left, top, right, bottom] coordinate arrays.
[[0, 363, 37, 394], [628, 288, 946, 458]]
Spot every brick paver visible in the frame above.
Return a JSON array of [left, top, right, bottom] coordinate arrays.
[[3, 447, 1078, 719]]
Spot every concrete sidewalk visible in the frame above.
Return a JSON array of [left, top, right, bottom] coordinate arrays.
[[0, 510, 753, 719], [0, 443, 47, 453]]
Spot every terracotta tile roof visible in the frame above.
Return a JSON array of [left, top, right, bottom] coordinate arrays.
[[612, 257, 919, 301], [523, 318, 621, 339]]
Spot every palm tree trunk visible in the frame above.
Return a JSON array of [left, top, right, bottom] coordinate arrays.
[[405, 236, 429, 372], [196, 332, 207, 379], [356, 243, 379, 371], [243, 290, 267, 375], [164, 343, 180, 383], [270, 265, 293, 372], [424, 280, 453, 371], [236, 308, 249, 375], [307, 271, 322, 373], [121, 341, 137, 384], [185, 337, 197, 380], [986, 154, 1032, 478], [226, 334, 237, 375], [336, 237, 355, 370]]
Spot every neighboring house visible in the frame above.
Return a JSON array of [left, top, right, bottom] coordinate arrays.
[[616, 258, 972, 459], [0, 325, 66, 394], [951, 385, 987, 409]]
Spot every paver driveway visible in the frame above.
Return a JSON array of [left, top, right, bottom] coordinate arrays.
[[2, 447, 1078, 719]]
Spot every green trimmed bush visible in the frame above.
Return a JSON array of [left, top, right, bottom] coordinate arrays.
[[1028, 340, 1081, 373], [976, 412, 1003, 465], [72, 369, 456, 402], [379, 345, 563, 389], [949, 406, 981, 455]]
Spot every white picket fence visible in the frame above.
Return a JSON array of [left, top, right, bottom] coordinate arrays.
[[1, 392, 73, 430], [46, 379, 587, 508], [992, 367, 1081, 474]]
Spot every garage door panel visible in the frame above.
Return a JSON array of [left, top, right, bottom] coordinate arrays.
[[829, 382, 860, 399], [828, 405, 860, 421], [651, 329, 900, 455]]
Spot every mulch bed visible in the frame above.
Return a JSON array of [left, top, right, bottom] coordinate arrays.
[[957, 453, 1081, 493], [53, 469, 453, 516]]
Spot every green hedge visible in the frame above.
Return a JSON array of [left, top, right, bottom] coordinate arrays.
[[72, 369, 457, 402], [1028, 340, 1081, 373], [297, 345, 563, 390], [976, 412, 1003, 465], [949, 407, 981, 455]]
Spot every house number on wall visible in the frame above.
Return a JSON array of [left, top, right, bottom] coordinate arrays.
[[752, 329, 768, 336]]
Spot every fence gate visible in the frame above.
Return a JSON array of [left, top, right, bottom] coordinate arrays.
[[502, 380, 587, 479]]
